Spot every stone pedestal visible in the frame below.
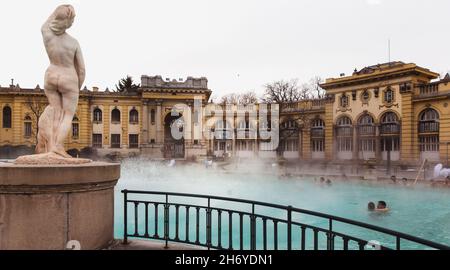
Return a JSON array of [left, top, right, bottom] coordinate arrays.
[[0, 162, 120, 250]]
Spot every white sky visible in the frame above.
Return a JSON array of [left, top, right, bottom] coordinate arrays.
[[1, 0, 449, 98]]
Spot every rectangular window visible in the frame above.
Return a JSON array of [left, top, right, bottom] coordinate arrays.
[[24, 122, 32, 138], [381, 137, 400, 152], [337, 137, 352, 151], [419, 135, 439, 152], [151, 109, 156, 125], [72, 123, 79, 139], [111, 134, 121, 148], [312, 139, 324, 152], [93, 134, 102, 148], [358, 138, 375, 152], [219, 142, 225, 151], [129, 134, 139, 149]]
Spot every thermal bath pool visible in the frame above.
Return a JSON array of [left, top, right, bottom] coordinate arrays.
[[114, 159, 450, 250]]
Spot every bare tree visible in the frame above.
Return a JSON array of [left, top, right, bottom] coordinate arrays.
[[238, 91, 258, 105], [299, 83, 312, 100], [261, 79, 301, 103], [220, 93, 240, 105], [262, 77, 326, 156], [308, 76, 326, 99], [25, 95, 47, 143]]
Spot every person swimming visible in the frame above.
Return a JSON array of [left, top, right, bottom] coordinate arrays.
[[368, 202, 376, 211], [376, 201, 390, 212], [368, 201, 390, 212], [326, 179, 332, 185]]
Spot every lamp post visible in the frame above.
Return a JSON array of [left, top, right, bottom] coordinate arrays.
[[386, 138, 392, 176], [446, 142, 449, 168]]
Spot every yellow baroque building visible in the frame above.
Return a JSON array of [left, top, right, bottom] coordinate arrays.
[[1, 61, 450, 165]]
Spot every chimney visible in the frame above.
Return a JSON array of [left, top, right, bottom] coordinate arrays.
[[93, 87, 99, 92]]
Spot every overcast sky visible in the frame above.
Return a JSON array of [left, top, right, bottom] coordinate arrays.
[[1, 0, 449, 98]]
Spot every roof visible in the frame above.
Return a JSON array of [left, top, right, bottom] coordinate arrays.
[[321, 61, 440, 90]]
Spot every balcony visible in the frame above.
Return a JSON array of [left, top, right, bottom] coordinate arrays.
[[418, 84, 438, 96], [280, 99, 327, 113]]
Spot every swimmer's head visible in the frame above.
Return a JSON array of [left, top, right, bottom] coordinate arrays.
[[50, 5, 76, 35], [377, 201, 387, 209], [368, 202, 375, 211]]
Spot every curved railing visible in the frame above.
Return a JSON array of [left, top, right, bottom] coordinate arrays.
[[121, 190, 450, 250]]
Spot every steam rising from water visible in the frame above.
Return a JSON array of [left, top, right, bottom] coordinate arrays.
[[115, 158, 450, 248]]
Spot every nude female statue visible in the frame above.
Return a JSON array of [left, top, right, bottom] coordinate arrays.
[[36, 5, 85, 158]]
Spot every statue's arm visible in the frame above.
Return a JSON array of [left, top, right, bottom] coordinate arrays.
[[74, 43, 86, 90], [41, 12, 56, 42]]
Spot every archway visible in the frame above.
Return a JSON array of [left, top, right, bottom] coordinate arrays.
[[164, 113, 185, 159]]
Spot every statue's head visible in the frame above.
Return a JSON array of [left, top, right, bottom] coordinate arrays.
[[50, 5, 76, 35]]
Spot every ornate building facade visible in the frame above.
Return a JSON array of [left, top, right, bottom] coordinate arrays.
[[1, 62, 450, 164]]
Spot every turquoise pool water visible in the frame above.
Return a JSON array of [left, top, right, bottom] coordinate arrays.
[[114, 159, 450, 250]]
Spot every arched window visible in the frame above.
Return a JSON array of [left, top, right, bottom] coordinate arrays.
[[380, 112, 400, 134], [336, 116, 353, 153], [129, 108, 139, 124], [24, 115, 32, 138], [280, 119, 300, 152], [419, 108, 439, 154], [340, 94, 349, 108], [72, 116, 79, 139], [336, 116, 352, 127], [361, 90, 370, 103], [111, 108, 121, 123], [380, 112, 400, 154], [384, 87, 394, 103], [357, 114, 375, 155], [311, 118, 325, 137], [358, 114, 375, 136], [93, 108, 102, 123], [281, 119, 298, 130], [311, 118, 325, 153], [419, 108, 439, 133], [2, 106, 12, 128]]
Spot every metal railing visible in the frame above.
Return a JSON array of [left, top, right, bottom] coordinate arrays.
[[122, 190, 450, 250]]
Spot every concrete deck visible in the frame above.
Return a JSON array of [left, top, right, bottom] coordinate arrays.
[[107, 240, 206, 250]]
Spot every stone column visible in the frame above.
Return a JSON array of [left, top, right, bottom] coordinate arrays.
[[156, 100, 163, 144], [142, 100, 149, 145], [185, 100, 193, 145], [375, 125, 381, 162], [352, 126, 358, 161], [332, 126, 337, 161]]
